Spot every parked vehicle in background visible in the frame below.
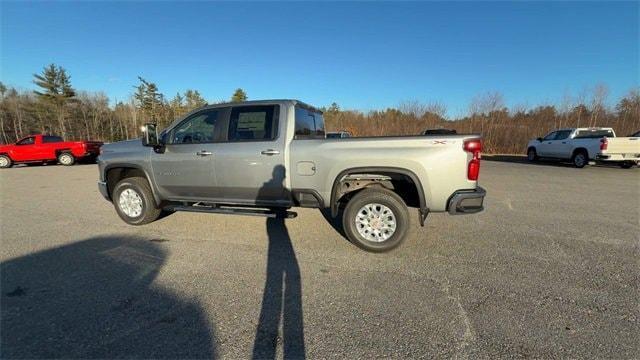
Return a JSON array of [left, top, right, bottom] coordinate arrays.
[[326, 130, 352, 139], [597, 134, 640, 168], [98, 99, 486, 252], [423, 128, 457, 135], [527, 128, 615, 168], [0, 134, 103, 168], [630, 130, 640, 137]]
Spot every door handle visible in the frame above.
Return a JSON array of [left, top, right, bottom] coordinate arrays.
[[261, 149, 280, 156], [196, 150, 213, 156]]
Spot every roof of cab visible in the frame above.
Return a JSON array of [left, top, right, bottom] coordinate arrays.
[[201, 99, 323, 114]]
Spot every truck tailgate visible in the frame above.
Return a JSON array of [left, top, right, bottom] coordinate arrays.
[[605, 137, 640, 155]]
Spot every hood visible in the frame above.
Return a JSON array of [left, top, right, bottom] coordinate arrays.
[[100, 138, 143, 154]]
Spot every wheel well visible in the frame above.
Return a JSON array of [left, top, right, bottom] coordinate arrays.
[[528, 146, 536, 152], [0, 152, 10, 159], [55, 149, 73, 156], [333, 171, 422, 212], [106, 167, 149, 199], [572, 147, 588, 157]]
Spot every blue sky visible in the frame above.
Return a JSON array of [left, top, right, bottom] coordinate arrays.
[[1, 1, 638, 117]]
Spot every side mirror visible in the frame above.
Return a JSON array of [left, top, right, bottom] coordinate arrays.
[[141, 123, 160, 147], [536, 137, 543, 142]]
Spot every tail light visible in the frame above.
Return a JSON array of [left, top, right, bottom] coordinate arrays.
[[463, 139, 482, 181], [600, 137, 608, 151]]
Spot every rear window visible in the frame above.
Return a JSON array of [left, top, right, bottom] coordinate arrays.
[[574, 129, 614, 139], [43, 135, 63, 143], [294, 106, 325, 139], [228, 105, 279, 141]]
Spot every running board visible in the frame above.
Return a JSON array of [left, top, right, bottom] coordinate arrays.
[[166, 204, 297, 219]]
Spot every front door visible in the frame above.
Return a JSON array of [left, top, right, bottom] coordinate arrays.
[[536, 131, 558, 157], [213, 104, 289, 207], [151, 108, 225, 200], [547, 130, 573, 158], [11, 136, 37, 161]]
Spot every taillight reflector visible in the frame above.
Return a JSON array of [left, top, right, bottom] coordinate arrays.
[[600, 137, 608, 151], [463, 139, 482, 181]]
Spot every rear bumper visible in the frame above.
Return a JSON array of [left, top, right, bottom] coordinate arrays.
[[98, 181, 110, 201], [596, 154, 640, 162], [447, 186, 486, 215]]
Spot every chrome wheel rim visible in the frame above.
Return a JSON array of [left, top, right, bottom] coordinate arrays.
[[355, 203, 397, 242], [118, 188, 143, 218], [0, 157, 8, 167], [59, 154, 72, 165]]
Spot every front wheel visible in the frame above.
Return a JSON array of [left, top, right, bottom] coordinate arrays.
[[342, 188, 410, 252], [112, 177, 162, 225], [57, 152, 75, 166], [527, 148, 538, 162], [0, 155, 13, 169]]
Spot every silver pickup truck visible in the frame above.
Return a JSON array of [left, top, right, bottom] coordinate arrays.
[[98, 99, 485, 252]]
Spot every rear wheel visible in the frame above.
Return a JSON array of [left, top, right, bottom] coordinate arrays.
[[112, 177, 162, 225], [0, 155, 12, 169], [342, 188, 410, 252], [620, 161, 635, 169], [527, 148, 538, 162], [57, 152, 75, 166], [572, 150, 588, 168]]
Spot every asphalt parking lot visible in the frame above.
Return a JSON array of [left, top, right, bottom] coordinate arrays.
[[1, 160, 638, 358]]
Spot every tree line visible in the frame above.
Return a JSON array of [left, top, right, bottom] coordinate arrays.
[[1, 64, 638, 154]]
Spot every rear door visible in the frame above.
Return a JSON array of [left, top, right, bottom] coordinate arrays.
[[213, 104, 289, 206], [41, 135, 64, 160], [151, 107, 227, 200]]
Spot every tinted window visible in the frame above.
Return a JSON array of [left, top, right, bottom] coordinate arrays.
[[228, 105, 278, 141], [16, 137, 35, 145], [43, 135, 63, 143], [543, 132, 557, 141], [294, 106, 325, 139], [555, 130, 572, 140], [169, 110, 218, 144], [574, 129, 615, 139]]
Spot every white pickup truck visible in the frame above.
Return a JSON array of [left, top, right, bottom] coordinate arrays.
[[527, 127, 615, 168], [597, 131, 640, 168]]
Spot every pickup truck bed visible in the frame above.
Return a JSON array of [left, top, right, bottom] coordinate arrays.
[[98, 99, 485, 252], [597, 136, 640, 168]]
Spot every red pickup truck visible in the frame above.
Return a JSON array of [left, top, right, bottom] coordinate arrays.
[[0, 134, 103, 168]]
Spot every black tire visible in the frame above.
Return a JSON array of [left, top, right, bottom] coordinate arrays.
[[620, 161, 635, 169], [0, 155, 12, 169], [57, 152, 75, 166], [112, 177, 162, 225], [572, 150, 588, 168], [527, 147, 538, 162], [342, 187, 410, 252]]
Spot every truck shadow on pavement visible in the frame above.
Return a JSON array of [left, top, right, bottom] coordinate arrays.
[[252, 165, 306, 359], [483, 154, 637, 169], [0, 235, 216, 359]]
